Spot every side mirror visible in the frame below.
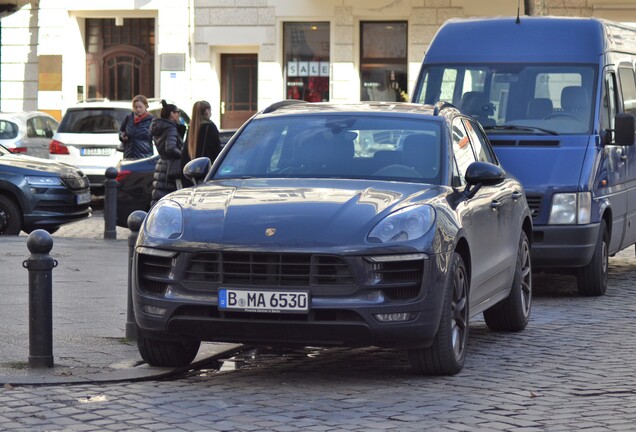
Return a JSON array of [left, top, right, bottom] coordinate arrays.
[[465, 161, 506, 186], [615, 113, 635, 146], [184, 157, 211, 185]]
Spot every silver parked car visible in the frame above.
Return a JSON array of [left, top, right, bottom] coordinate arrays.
[[0, 111, 59, 159]]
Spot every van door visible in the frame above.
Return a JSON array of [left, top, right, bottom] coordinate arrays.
[[617, 65, 636, 247]]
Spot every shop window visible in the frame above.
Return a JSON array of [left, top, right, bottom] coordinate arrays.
[[360, 21, 408, 102], [284, 22, 330, 102]]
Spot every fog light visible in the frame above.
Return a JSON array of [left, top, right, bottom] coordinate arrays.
[[375, 312, 412, 322], [141, 305, 167, 316]]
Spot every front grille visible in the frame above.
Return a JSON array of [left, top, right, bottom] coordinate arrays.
[[61, 175, 90, 191], [184, 252, 355, 287], [526, 194, 542, 220], [138, 253, 174, 295], [173, 305, 365, 323], [371, 259, 424, 301], [34, 202, 90, 213], [490, 140, 560, 147]]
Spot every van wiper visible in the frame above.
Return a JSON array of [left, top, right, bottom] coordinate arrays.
[[483, 124, 559, 135]]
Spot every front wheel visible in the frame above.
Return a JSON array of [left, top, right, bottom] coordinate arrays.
[[408, 252, 469, 376], [0, 195, 23, 235], [137, 328, 201, 367], [576, 219, 608, 296], [484, 231, 532, 331]]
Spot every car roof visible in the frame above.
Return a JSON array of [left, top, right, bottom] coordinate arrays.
[[256, 101, 449, 120], [67, 100, 131, 110], [0, 111, 58, 121]]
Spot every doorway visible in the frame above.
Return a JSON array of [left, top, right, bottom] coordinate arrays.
[[221, 54, 258, 129]]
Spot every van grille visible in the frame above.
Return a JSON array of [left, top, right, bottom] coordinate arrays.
[[526, 194, 542, 220]]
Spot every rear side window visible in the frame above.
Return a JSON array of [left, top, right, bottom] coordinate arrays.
[[58, 108, 128, 133], [0, 120, 18, 139]]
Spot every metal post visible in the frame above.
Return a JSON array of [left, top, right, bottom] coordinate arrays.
[[23, 230, 57, 368], [103, 166, 118, 240], [126, 210, 147, 340]]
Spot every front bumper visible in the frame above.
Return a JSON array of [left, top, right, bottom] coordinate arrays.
[[132, 247, 450, 349], [531, 222, 599, 268], [22, 187, 91, 230]]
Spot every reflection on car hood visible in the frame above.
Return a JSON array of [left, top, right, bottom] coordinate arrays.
[[172, 178, 445, 247], [0, 154, 80, 175]]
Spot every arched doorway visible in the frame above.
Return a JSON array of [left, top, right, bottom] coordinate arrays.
[[85, 18, 155, 100]]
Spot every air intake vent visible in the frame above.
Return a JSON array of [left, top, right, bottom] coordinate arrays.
[[489, 140, 517, 147], [138, 254, 174, 295], [526, 194, 542, 220], [184, 252, 355, 287], [519, 140, 560, 146]]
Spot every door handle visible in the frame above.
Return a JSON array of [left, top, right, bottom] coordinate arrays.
[[490, 200, 502, 210], [512, 191, 522, 200]]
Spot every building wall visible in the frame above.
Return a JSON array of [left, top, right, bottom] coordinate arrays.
[[2, 0, 636, 122]]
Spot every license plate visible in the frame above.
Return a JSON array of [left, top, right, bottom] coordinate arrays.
[[76, 192, 91, 205], [218, 289, 309, 313], [81, 147, 111, 156]]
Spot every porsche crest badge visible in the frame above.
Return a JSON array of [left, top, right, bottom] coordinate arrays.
[[265, 228, 276, 237]]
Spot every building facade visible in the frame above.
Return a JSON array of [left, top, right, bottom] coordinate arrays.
[[1, 0, 636, 128]]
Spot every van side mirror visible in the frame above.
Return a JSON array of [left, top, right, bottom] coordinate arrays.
[[615, 113, 635, 146]]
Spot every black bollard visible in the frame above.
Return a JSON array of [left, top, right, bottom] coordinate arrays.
[[125, 210, 147, 340], [103, 166, 118, 240], [22, 230, 57, 368]]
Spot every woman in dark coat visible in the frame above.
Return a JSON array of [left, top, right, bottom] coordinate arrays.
[[150, 100, 184, 207], [118, 94, 154, 160], [180, 100, 221, 187]]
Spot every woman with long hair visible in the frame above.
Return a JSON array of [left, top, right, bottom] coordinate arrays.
[[180, 100, 221, 187]]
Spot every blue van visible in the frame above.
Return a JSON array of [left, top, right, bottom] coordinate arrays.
[[413, 17, 636, 296]]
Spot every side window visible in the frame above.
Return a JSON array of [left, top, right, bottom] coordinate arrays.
[[452, 118, 477, 185], [618, 66, 636, 116], [601, 72, 618, 134], [463, 119, 494, 163]]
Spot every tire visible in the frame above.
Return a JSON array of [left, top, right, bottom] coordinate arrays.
[[137, 328, 201, 367], [0, 195, 23, 235], [408, 252, 469, 376], [576, 219, 608, 297], [483, 231, 532, 332]]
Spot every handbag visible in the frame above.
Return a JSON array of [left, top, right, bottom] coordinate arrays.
[[117, 114, 130, 152]]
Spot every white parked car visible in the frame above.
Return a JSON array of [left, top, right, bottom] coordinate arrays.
[[0, 111, 59, 159], [49, 99, 189, 195]]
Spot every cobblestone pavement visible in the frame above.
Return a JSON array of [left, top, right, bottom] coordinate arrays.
[[2, 249, 636, 431]]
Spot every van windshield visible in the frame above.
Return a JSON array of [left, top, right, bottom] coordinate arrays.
[[413, 64, 597, 135]]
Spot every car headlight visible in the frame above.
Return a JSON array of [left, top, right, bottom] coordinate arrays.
[[145, 200, 183, 239], [548, 192, 591, 225], [368, 205, 435, 243], [25, 175, 62, 186]]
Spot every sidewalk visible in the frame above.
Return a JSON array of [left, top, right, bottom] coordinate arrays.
[[1, 210, 240, 385]]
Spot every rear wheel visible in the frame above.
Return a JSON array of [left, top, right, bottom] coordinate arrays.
[[576, 219, 608, 297], [408, 252, 469, 376], [484, 231, 532, 331], [136, 328, 201, 367], [0, 195, 22, 235]]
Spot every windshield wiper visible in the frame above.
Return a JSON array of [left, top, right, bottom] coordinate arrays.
[[483, 124, 559, 135]]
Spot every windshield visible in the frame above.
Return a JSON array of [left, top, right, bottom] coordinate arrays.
[[413, 64, 597, 134], [58, 108, 129, 134], [213, 114, 443, 184]]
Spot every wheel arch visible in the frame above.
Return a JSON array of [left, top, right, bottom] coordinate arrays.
[[454, 236, 471, 284]]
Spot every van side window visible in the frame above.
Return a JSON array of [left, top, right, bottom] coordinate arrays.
[[618, 66, 636, 116], [601, 72, 618, 134]]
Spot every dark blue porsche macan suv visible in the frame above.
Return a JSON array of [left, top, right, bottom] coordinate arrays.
[[132, 101, 533, 375]]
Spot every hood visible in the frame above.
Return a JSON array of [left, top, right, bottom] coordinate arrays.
[[491, 135, 590, 193], [166, 179, 444, 248], [0, 153, 82, 176]]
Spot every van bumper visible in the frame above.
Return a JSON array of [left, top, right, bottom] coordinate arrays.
[[531, 223, 599, 268]]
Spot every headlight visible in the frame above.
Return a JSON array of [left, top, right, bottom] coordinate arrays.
[[145, 200, 183, 239], [368, 205, 435, 243], [25, 175, 62, 186], [549, 192, 591, 225]]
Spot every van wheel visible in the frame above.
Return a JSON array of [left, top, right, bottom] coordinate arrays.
[[408, 252, 468, 376], [137, 328, 200, 367], [483, 231, 532, 331], [0, 195, 23, 235], [576, 219, 608, 296]]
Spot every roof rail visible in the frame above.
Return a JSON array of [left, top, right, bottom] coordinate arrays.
[[262, 99, 306, 114], [78, 98, 111, 103], [433, 101, 456, 116]]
